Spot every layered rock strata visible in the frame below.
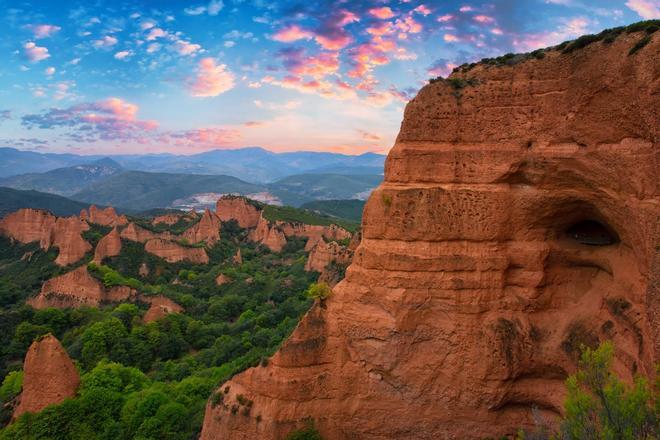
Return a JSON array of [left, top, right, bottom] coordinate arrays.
[[201, 32, 659, 439], [216, 196, 261, 228]]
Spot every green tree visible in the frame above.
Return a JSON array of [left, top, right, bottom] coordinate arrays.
[[305, 283, 332, 302], [561, 341, 657, 439]]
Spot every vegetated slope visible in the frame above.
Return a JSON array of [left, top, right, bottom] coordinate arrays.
[[300, 199, 366, 223], [269, 173, 382, 202], [71, 171, 265, 210], [0, 187, 92, 218], [261, 203, 359, 232], [0, 158, 123, 196]]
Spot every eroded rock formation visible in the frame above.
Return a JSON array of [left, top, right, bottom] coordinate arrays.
[[277, 222, 352, 251], [0, 209, 91, 266], [13, 334, 80, 419], [182, 209, 221, 245], [93, 227, 121, 263], [216, 196, 261, 228], [120, 223, 170, 243], [143, 295, 184, 323], [305, 239, 352, 273], [201, 32, 659, 439], [81, 205, 127, 226], [248, 214, 287, 252], [29, 266, 137, 309], [144, 238, 209, 264]]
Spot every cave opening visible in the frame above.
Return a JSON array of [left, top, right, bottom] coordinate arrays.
[[565, 220, 619, 246]]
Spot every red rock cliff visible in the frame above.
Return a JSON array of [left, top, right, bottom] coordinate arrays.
[[216, 196, 261, 228], [200, 32, 659, 439], [93, 227, 122, 263], [13, 334, 80, 419], [182, 208, 221, 245], [144, 238, 209, 264], [80, 205, 127, 226]]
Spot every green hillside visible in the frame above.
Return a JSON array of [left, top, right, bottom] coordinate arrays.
[[268, 173, 381, 202], [300, 199, 366, 223], [0, 187, 92, 218]]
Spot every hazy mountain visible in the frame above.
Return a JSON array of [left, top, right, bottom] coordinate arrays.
[[71, 171, 265, 211], [268, 173, 382, 201], [0, 158, 123, 196], [300, 199, 367, 223], [0, 187, 93, 218], [0, 147, 385, 183]]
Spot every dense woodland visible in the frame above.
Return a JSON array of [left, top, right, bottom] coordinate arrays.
[[0, 218, 320, 439]]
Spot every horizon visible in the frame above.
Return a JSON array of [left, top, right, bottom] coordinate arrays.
[[0, 0, 657, 156]]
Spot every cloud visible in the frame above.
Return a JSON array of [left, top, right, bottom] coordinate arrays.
[[189, 58, 235, 97], [45, 66, 56, 76], [271, 25, 313, 43], [184, 6, 206, 15], [114, 50, 132, 60], [253, 99, 301, 110], [146, 27, 167, 40], [23, 42, 50, 62], [357, 129, 381, 141], [184, 0, 224, 16], [626, 0, 660, 18], [27, 24, 61, 39], [21, 97, 158, 142], [157, 127, 241, 150], [369, 7, 395, 19], [93, 35, 118, 48], [474, 15, 495, 23], [243, 121, 264, 127], [277, 47, 340, 79], [427, 59, 458, 77], [512, 17, 592, 51], [0, 110, 11, 122], [173, 39, 202, 56]]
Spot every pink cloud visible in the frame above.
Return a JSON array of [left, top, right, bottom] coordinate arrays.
[[491, 28, 504, 35], [315, 33, 353, 50], [271, 25, 313, 43], [512, 17, 591, 51], [369, 7, 395, 19], [413, 5, 432, 16], [459, 6, 474, 12], [146, 28, 167, 41], [291, 52, 340, 78], [158, 128, 241, 149], [93, 35, 118, 48], [114, 50, 132, 60], [262, 75, 356, 101], [189, 58, 235, 97], [173, 39, 201, 56], [438, 14, 454, 22], [28, 24, 61, 39], [23, 42, 50, 62], [443, 33, 459, 42], [474, 15, 495, 23], [625, 0, 660, 18]]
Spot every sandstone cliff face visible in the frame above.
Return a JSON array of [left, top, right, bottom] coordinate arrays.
[[216, 196, 262, 228], [93, 227, 122, 263], [0, 209, 91, 266], [144, 238, 209, 264], [277, 222, 352, 251], [80, 205, 127, 226], [248, 214, 287, 252], [29, 266, 137, 309], [201, 32, 659, 439], [13, 334, 80, 419], [182, 209, 221, 245], [120, 223, 170, 243], [143, 295, 184, 323], [152, 213, 183, 225]]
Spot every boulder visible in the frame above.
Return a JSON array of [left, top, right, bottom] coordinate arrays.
[[13, 334, 80, 419], [200, 32, 660, 439]]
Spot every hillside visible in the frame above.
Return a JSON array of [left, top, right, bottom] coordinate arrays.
[[71, 171, 265, 210], [0, 187, 92, 218], [0, 158, 123, 196], [269, 173, 382, 201], [300, 199, 366, 223]]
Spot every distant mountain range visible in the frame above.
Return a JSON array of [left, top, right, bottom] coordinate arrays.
[[0, 147, 385, 183], [0, 187, 92, 218]]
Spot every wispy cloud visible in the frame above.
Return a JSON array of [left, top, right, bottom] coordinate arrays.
[[189, 58, 235, 97]]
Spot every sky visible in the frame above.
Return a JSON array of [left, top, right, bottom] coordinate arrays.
[[0, 0, 657, 156]]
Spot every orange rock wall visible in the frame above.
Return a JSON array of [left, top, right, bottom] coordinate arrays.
[[201, 32, 660, 440]]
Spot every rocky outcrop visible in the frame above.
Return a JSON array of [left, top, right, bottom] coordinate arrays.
[[304, 239, 351, 273], [201, 32, 659, 439], [277, 222, 352, 251], [120, 223, 170, 243], [93, 227, 121, 263], [248, 214, 287, 252], [233, 248, 243, 265], [182, 209, 221, 245], [143, 295, 183, 323], [152, 213, 183, 225], [0, 209, 91, 266], [80, 205, 127, 226], [13, 334, 80, 419], [215, 273, 232, 286], [29, 266, 137, 309], [144, 238, 209, 264], [216, 196, 261, 228]]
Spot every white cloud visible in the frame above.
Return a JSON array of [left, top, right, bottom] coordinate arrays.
[[23, 42, 50, 62], [114, 50, 132, 60], [45, 66, 56, 76], [626, 0, 660, 18], [93, 35, 118, 48]]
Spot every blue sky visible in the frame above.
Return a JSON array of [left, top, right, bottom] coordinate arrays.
[[0, 0, 657, 155]]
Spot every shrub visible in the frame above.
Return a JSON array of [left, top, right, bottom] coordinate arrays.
[[306, 283, 332, 302], [629, 35, 651, 55]]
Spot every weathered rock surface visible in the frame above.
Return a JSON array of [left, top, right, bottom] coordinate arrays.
[[216, 196, 261, 228], [93, 227, 121, 263], [29, 266, 137, 309], [305, 239, 352, 273], [143, 295, 184, 323], [120, 223, 170, 243], [201, 32, 660, 439], [152, 213, 183, 225], [182, 209, 221, 245], [277, 222, 352, 251], [80, 205, 127, 226], [248, 214, 287, 252], [13, 334, 80, 419], [215, 274, 232, 286], [0, 209, 91, 266], [233, 248, 243, 265], [145, 238, 209, 264]]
